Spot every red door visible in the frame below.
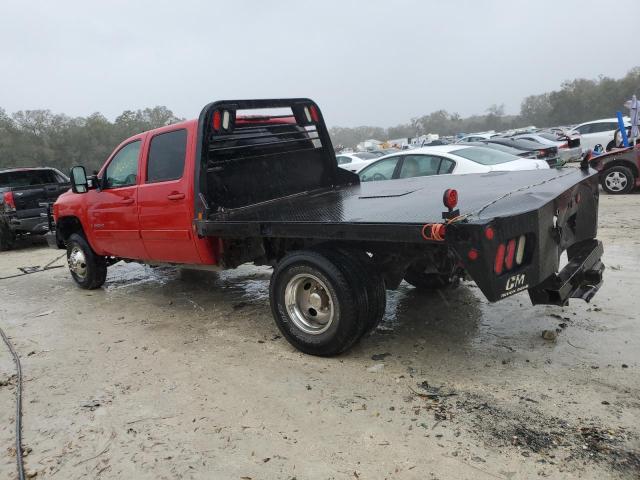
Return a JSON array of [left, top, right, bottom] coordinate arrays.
[[137, 126, 201, 264], [88, 138, 148, 259]]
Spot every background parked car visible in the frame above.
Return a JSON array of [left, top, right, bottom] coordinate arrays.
[[455, 132, 496, 143], [484, 137, 561, 167], [588, 145, 640, 194], [466, 140, 538, 159], [510, 132, 581, 163], [569, 117, 630, 153], [335, 151, 380, 172], [0, 167, 70, 250], [357, 145, 548, 182]]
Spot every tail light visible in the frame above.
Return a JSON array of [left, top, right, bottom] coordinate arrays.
[[304, 105, 320, 123], [559, 143, 568, 149], [212, 110, 221, 130], [504, 239, 516, 270], [494, 243, 506, 275], [515, 235, 526, 265], [3, 191, 16, 212], [494, 235, 528, 275], [309, 105, 320, 123], [443, 189, 458, 210]]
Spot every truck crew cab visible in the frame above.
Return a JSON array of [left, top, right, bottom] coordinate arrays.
[[50, 99, 605, 356]]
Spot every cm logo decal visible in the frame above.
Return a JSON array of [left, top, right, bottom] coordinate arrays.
[[506, 273, 526, 291], [500, 273, 529, 298]]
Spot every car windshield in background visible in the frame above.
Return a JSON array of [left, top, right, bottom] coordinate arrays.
[[0, 169, 60, 188], [538, 132, 560, 141], [450, 147, 519, 165], [492, 137, 547, 150], [467, 142, 525, 156], [354, 152, 378, 160]]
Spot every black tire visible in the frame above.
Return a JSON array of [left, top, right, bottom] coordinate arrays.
[[270, 250, 366, 356], [0, 221, 16, 251], [600, 166, 635, 195], [320, 247, 386, 335], [605, 140, 616, 152], [404, 264, 455, 290], [66, 233, 107, 289]]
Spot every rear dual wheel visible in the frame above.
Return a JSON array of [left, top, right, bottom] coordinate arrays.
[[270, 248, 385, 356]]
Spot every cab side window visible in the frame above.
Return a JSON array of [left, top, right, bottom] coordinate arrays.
[[104, 141, 141, 189], [147, 129, 188, 183]]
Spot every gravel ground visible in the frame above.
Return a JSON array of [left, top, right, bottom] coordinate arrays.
[[1, 192, 639, 480]]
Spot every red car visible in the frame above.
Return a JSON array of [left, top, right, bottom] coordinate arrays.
[[589, 145, 640, 194]]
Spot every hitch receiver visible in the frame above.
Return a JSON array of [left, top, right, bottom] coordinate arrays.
[[529, 239, 604, 306]]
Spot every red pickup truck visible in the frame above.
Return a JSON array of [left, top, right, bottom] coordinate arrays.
[[50, 98, 604, 356]]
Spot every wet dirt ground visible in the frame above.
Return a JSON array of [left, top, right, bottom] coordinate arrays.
[[1, 193, 639, 479]]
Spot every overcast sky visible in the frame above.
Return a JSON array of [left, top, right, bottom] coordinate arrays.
[[2, 0, 637, 127]]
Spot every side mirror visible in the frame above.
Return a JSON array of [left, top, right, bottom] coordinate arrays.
[[70, 166, 89, 194]]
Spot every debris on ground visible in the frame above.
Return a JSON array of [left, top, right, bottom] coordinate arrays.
[[541, 330, 557, 341], [367, 363, 385, 373], [371, 352, 391, 361]]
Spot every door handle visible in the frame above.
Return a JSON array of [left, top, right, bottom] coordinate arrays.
[[167, 192, 185, 201], [121, 197, 135, 205]]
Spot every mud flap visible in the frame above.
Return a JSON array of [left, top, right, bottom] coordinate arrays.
[[528, 239, 604, 306]]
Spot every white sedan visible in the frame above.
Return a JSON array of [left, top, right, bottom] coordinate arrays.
[[356, 145, 549, 182], [335, 152, 380, 172]]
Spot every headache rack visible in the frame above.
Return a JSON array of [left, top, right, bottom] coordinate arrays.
[[194, 98, 358, 220]]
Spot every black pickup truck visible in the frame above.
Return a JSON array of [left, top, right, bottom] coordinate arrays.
[[0, 167, 70, 250], [58, 98, 604, 356]]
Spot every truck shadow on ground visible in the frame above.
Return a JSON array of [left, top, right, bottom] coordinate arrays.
[[103, 261, 485, 358]]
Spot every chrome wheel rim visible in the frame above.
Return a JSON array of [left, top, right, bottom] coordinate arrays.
[[605, 171, 627, 192], [68, 247, 87, 279], [284, 273, 334, 335]]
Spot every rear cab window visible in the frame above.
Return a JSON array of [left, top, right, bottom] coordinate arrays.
[[0, 169, 59, 188], [146, 129, 188, 183]]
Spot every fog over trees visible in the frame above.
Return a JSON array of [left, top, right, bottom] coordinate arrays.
[[1, 67, 638, 172]]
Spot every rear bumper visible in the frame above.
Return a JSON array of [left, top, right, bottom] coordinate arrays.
[[6, 215, 50, 234], [528, 239, 604, 305], [449, 168, 603, 305], [558, 147, 582, 164]]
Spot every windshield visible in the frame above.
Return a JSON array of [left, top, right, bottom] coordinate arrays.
[[354, 152, 378, 160], [451, 147, 520, 165]]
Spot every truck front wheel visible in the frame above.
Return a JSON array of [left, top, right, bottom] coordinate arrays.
[[270, 250, 365, 356], [66, 233, 107, 289]]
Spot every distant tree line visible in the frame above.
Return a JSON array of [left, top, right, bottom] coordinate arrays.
[[0, 106, 183, 173], [330, 67, 640, 148], [1, 67, 638, 172]]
